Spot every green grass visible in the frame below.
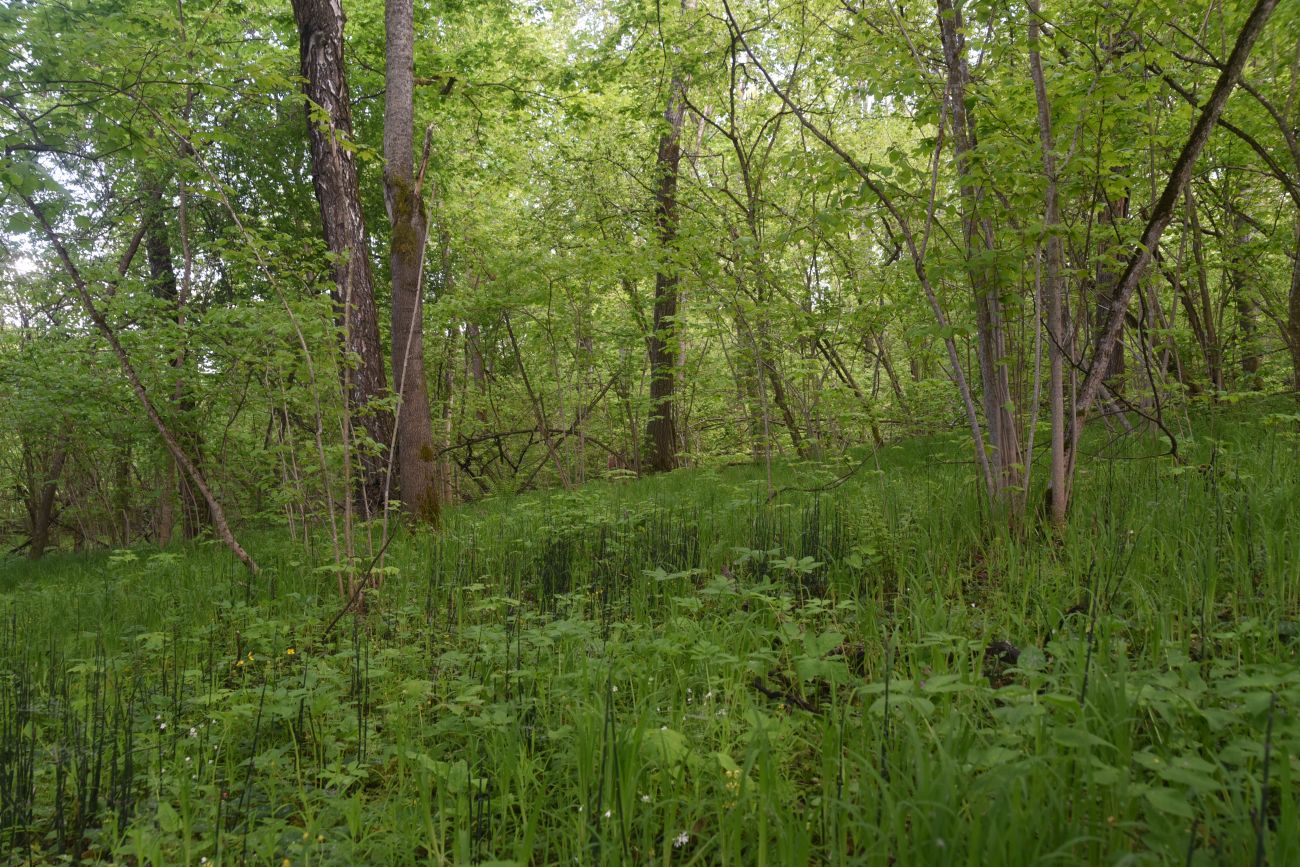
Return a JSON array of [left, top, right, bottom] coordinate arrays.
[[2, 406, 1299, 865]]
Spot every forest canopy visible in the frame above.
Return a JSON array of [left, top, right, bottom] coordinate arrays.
[[2, 0, 1298, 557]]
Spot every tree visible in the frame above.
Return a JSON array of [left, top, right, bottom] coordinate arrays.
[[383, 0, 440, 524], [644, 0, 697, 473], [291, 0, 396, 518]]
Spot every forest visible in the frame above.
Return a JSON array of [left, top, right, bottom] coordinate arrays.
[[1, 0, 1299, 862]]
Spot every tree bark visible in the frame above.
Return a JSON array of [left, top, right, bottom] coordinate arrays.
[[1074, 0, 1280, 420], [937, 0, 1021, 498], [291, 0, 395, 516], [1028, 0, 1068, 526], [1185, 187, 1224, 390], [644, 0, 695, 473], [144, 183, 180, 546], [1288, 215, 1300, 395], [384, 0, 440, 523], [27, 441, 67, 560], [1092, 193, 1129, 389]]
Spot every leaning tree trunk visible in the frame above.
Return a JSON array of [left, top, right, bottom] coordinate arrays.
[[20, 192, 259, 574], [291, 0, 395, 517], [1071, 0, 1281, 462], [384, 0, 440, 524]]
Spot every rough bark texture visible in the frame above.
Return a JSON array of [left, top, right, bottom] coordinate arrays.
[[291, 0, 395, 516], [645, 20, 691, 473], [384, 0, 440, 523], [27, 441, 67, 560]]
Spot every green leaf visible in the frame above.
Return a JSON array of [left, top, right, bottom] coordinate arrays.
[[1143, 786, 1195, 819]]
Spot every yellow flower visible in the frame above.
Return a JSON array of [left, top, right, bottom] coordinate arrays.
[[286, 647, 296, 656], [236, 659, 244, 667]]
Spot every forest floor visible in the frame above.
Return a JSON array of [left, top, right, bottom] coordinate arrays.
[[2, 401, 1299, 865]]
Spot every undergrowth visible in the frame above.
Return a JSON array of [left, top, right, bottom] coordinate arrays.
[[2, 407, 1298, 865]]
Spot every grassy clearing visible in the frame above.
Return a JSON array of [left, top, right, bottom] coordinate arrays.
[[2, 407, 1299, 865]]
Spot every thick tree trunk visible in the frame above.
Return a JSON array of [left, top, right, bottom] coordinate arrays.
[[644, 12, 692, 473], [384, 0, 440, 523], [291, 0, 395, 516], [28, 442, 67, 560]]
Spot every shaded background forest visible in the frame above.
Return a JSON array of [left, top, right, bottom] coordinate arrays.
[[3, 0, 1299, 558]]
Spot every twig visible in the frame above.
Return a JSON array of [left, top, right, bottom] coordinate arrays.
[[320, 524, 403, 640]]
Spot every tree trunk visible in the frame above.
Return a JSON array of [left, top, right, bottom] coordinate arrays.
[[144, 183, 180, 545], [28, 442, 68, 560], [1092, 193, 1129, 390], [642, 1, 696, 475], [1074, 0, 1280, 420], [1289, 215, 1300, 395], [644, 2, 694, 473], [1028, 0, 1068, 526], [20, 192, 259, 574], [1185, 187, 1224, 390], [143, 180, 207, 541], [1229, 211, 1262, 388], [291, 0, 395, 517], [937, 0, 1022, 498], [384, 0, 440, 523]]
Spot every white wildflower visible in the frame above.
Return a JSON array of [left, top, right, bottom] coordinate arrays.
[[674, 831, 689, 849]]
